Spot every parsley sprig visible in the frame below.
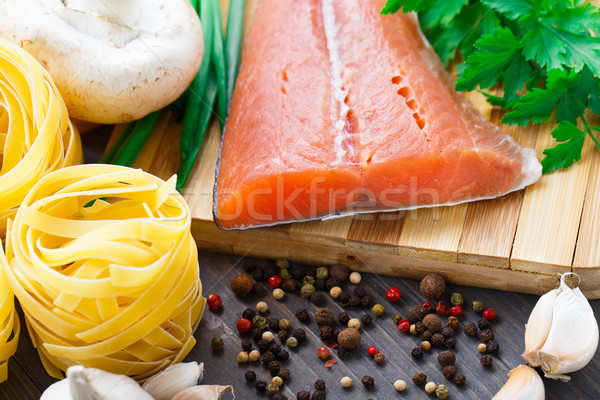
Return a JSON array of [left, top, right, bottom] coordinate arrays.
[[382, 0, 600, 174]]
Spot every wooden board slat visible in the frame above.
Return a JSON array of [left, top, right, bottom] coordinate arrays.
[[106, 0, 600, 298]]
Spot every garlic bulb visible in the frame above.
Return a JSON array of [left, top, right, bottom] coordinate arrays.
[[492, 365, 544, 400], [142, 362, 204, 400], [40, 366, 153, 400], [523, 273, 599, 380], [171, 385, 234, 400]]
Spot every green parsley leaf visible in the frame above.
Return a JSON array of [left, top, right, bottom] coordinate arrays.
[[420, 0, 468, 31], [381, 0, 426, 15], [541, 122, 585, 174], [458, 3, 503, 58], [502, 68, 586, 126], [482, 0, 537, 23]]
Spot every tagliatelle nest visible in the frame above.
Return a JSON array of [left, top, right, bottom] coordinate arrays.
[[0, 165, 205, 381], [0, 38, 82, 237], [0, 263, 19, 383]]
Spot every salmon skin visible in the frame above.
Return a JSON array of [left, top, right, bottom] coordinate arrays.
[[214, 0, 541, 230]]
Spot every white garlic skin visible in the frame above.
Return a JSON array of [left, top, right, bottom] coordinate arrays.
[[170, 385, 234, 400], [142, 362, 204, 400], [492, 365, 544, 400], [523, 273, 599, 380]]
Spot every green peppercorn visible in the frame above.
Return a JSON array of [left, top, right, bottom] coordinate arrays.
[[286, 337, 298, 348], [303, 276, 316, 285], [279, 318, 291, 331], [266, 383, 280, 396], [450, 293, 464, 306], [279, 268, 292, 280], [371, 304, 385, 317], [301, 283, 316, 299], [316, 267, 329, 280], [393, 313, 403, 324], [211, 337, 224, 351], [276, 258, 290, 269], [253, 316, 268, 330], [473, 300, 485, 313], [436, 384, 450, 399]]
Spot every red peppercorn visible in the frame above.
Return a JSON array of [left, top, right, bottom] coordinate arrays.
[[367, 346, 378, 357], [268, 275, 282, 289], [422, 302, 435, 314], [436, 301, 450, 317], [317, 346, 331, 359], [207, 293, 222, 311], [397, 319, 410, 332], [450, 305, 463, 317], [386, 287, 401, 302], [483, 308, 496, 321], [236, 318, 252, 333]]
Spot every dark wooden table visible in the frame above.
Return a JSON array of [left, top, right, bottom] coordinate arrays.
[[1, 130, 598, 399]]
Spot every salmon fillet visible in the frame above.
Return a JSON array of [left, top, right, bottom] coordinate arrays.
[[215, 0, 541, 229]]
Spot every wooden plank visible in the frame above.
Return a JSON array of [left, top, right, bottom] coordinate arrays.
[[347, 212, 405, 248], [288, 217, 353, 245], [511, 120, 594, 274]]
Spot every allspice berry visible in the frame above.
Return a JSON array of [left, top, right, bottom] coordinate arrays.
[[412, 372, 427, 386], [420, 274, 446, 299], [337, 328, 361, 349], [315, 308, 335, 327], [431, 333, 445, 346], [374, 352, 385, 364], [437, 350, 456, 367], [423, 314, 442, 332], [406, 305, 427, 323], [230, 273, 254, 297]]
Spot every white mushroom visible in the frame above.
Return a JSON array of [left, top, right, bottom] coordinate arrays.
[[0, 0, 203, 124]]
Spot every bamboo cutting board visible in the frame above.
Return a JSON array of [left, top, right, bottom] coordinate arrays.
[[109, 0, 600, 298]]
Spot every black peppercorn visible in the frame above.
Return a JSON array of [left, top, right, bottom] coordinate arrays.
[[276, 349, 289, 361], [293, 328, 306, 342], [338, 292, 351, 304], [464, 322, 477, 336], [256, 380, 267, 392], [312, 391, 326, 400], [336, 348, 348, 358], [315, 278, 327, 291], [414, 321, 426, 335], [269, 360, 281, 375], [295, 308, 311, 323], [348, 295, 361, 307], [315, 308, 335, 327], [437, 350, 456, 367], [241, 340, 253, 352], [445, 336, 456, 349], [260, 351, 275, 366], [353, 285, 368, 298], [278, 330, 289, 342], [257, 339, 270, 353], [407, 305, 428, 323], [272, 394, 288, 400], [420, 329, 434, 341], [486, 340, 500, 355], [480, 355, 493, 368], [297, 390, 310, 400], [314, 379, 326, 391], [278, 367, 290, 380], [242, 260, 257, 272], [211, 337, 223, 351], [431, 333, 445, 346], [250, 268, 263, 281], [361, 295, 374, 308], [374, 352, 385, 364], [480, 329, 495, 343], [325, 276, 341, 289], [311, 291, 326, 305], [454, 374, 466, 386], [440, 326, 454, 338], [251, 328, 263, 342], [242, 308, 257, 321], [442, 365, 456, 380], [269, 344, 282, 355], [412, 372, 427, 385], [361, 314, 373, 327], [338, 311, 350, 325], [290, 267, 304, 280], [411, 347, 424, 359], [282, 278, 299, 292], [263, 266, 277, 280], [268, 317, 280, 331], [252, 282, 268, 295], [320, 326, 334, 341], [361, 375, 375, 389], [245, 370, 257, 382], [478, 318, 491, 330]]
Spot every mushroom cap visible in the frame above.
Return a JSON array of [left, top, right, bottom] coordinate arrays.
[[0, 0, 204, 124]]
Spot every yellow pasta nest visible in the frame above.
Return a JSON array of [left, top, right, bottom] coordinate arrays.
[[0, 261, 19, 383], [1, 164, 205, 380], [0, 38, 82, 237]]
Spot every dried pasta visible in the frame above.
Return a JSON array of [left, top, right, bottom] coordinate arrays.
[[1, 164, 204, 380], [0, 261, 19, 383]]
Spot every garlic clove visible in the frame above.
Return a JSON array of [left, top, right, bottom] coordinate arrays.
[[40, 378, 74, 400], [67, 365, 154, 400], [523, 273, 599, 381], [492, 365, 544, 400], [142, 362, 205, 400], [171, 385, 234, 400]]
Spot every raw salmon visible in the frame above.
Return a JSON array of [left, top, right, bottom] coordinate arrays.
[[215, 0, 541, 230]]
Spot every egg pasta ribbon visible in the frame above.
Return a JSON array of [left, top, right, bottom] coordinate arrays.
[[1, 165, 205, 381]]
